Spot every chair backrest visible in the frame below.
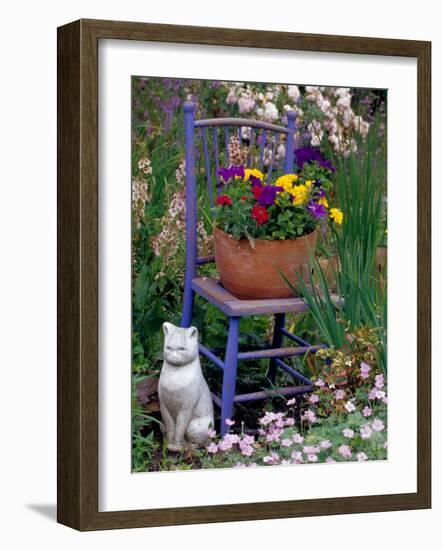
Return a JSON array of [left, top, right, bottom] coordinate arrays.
[[183, 100, 296, 275]]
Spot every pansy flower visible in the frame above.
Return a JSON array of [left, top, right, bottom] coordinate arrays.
[[257, 185, 284, 207], [218, 165, 245, 183]]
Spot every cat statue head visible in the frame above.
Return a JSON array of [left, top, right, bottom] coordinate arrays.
[[162, 322, 199, 366]]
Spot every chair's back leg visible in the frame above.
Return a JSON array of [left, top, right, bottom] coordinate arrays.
[[181, 101, 197, 328], [266, 313, 286, 385], [220, 317, 240, 437]]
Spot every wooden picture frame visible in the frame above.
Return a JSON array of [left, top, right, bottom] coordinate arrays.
[[57, 18, 431, 531]]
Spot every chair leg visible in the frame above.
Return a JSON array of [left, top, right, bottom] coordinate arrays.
[[181, 285, 194, 328], [266, 313, 285, 385], [220, 317, 240, 437]]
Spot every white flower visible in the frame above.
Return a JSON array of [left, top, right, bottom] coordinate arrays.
[[238, 96, 255, 114], [287, 85, 300, 102], [263, 102, 279, 122]]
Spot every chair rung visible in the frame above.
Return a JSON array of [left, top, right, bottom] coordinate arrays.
[[233, 385, 313, 403], [237, 345, 321, 360], [199, 344, 224, 370]]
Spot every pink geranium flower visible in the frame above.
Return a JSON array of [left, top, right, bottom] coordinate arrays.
[[207, 442, 218, 454], [225, 418, 235, 426], [375, 374, 385, 389], [309, 394, 320, 404], [263, 452, 280, 465], [286, 397, 297, 406], [360, 362, 371, 379], [360, 424, 373, 440], [362, 406, 372, 417], [335, 389, 345, 400], [343, 428, 355, 438], [357, 452, 368, 462], [207, 428, 217, 438], [344, 401, 356, 413], [338, 444, 352, 459], [301, 409, 317, 424], [372, 419, 385, 432]]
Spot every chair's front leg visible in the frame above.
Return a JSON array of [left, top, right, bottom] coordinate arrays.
[[220, 317, 240, 437], [181, 285, 194, 328], [266, 313, 285, 385]]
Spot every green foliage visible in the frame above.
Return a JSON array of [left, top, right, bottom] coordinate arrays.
[[285, 119, 387, 373]]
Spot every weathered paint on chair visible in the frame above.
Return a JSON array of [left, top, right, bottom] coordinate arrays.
[[181, 101, 316, 436]]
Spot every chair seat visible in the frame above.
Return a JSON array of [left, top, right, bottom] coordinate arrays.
[[192, 277, 310, 317]]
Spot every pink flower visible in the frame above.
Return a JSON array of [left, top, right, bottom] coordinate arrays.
[[225, 418, 235, 426], [368, 388, 386, 401], [326, 457, 336, 464], [360, 362, 371, 379], [343, 428, 355, 438], [335, 389, 345, 400], [338, 444, 352, 459], [307, 453, 318, 462], [309, 394, 320, 404], [303, 445, 320, 454], [362, 406, 372, 418], [360, 424, 373, 440], [263, 452, 280, 465], [284, 417, 295, 426], [383, 441, 388, 449], [207, 428, 217, 438], [286, 397, 297, 406], [301, 409, 317, 424], [344, 401, 356, 413], [292, 433, 304, 444], [357, 452, 368, 462], [207, 442, 218, 454], [218, 433, 240, 451], [291, 451, 303, 463], [375, 374, 385, 389], [281, 438, 293, 447], [320, 439, 332, 449], [372, 419, 385, 432], [315, 378, 325, 388], [239, 435, 255, 457]]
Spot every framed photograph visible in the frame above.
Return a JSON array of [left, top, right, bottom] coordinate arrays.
[[57, 19, 431, 530]]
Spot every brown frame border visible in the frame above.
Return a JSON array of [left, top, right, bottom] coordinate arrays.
[[57, 18, 431, 531]]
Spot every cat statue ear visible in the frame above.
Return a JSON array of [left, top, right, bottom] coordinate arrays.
[[163, 322, 198, 339], [163, 321, 174, 336]]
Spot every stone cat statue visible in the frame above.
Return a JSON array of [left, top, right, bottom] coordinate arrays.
[[158, 322, 214, 452]]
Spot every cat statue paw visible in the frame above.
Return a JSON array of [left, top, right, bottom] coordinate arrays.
[[158, 322, 214, 452]]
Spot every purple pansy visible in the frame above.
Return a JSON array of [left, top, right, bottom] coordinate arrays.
[[218, 165, 245, 183], [294, 147, 335, 172], [248, 174, 263, 185], [307, 201, 327, 219], [257, 185, 284, 207]]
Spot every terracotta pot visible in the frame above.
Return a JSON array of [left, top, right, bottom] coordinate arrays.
[[213, 226, 318, 299]]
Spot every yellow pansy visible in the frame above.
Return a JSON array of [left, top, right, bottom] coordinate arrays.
[[292, 184, 309, 205], [318, 196, 329, 208], [330, 207, 344, 225], [305, 180, 313, 189], [244, 168, 264, 181], [275, 174, 299, 194]]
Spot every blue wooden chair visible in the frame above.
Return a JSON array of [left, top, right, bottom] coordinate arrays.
[[181, 101, 321, 436]]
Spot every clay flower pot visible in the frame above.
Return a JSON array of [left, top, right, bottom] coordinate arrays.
[[213, 226, 318, 300]]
